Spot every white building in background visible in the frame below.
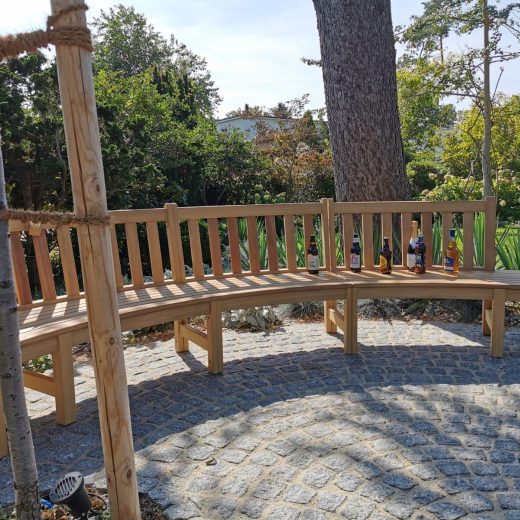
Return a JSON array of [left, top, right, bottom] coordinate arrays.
[[215, 115, 294, 140]]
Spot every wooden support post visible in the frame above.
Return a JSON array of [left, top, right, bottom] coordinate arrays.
[[484, 196, 497, 272], [50, 1, 140, 517], [482, 299, 492, 336], [324, 300, 337, 333], [344, 288, 358, 354], [52, 334, 76, 425], [207, 302, 223, 374], [490, 289, 505, 358], [174, 320, 190, 352]]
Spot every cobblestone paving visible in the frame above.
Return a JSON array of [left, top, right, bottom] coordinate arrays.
[[1, 320, 520, 519]]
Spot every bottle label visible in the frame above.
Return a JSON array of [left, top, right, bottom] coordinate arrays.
[[416, 254, 425, 270], [379, 255, 389, 271], [406, 253, 416, 269], [350, 253, 361, 269], [308, 254, 319, 270], [444, 255, 454, 271]]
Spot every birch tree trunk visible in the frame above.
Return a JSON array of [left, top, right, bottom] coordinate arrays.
[[313, 0, 410, 202], [0, 135, 40, 518]]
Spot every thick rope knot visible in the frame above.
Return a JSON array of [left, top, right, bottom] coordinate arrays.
[[0, 4, 92, 62], [0, 208, 110, 228]]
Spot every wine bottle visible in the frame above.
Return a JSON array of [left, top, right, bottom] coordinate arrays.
[[407, 220, 419, 271], [379, 237, 392, 274], [444, 228, 459, 274], [414, 234, 426, 274], [307, 235, 320, 275], [350, 234, 361, 272]]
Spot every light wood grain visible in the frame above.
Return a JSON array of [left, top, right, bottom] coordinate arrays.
[[344, 288, 358, 354], [207, 218, 223, 277], [303, 214, 314, 267], [110, 226, 123, 290], [125, 222, 144, 287], [174, 320, 189, 352], [187, 219, 204, 279], [51, 0, 140, 515], [442, 212, 452, 257], [362, 214, 374, 269], [265, 215, 279, 272], [227, 217, 242, 275], [332, 199, 486, 214], [324, 300, 337, 333], [246, 216, 260, 274], [32, 231, 57, 301], [401, 212, 412, 267], [422, 212, 433, 268], [462, 212, 474, 270], [382, 213, 393, 253], [57, 227, 80, 297], [284, 215, 297, 271], [10, 231, 33, 305], [207, 301, 223, 374], [146, 221, 164, 284], [52, 333, 76, 425], [321, 198, 333, 271], [165, 203, 186, 283], [490, 289, 505, 357]]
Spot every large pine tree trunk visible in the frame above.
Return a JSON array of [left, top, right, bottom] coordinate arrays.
[[313, 0, 410, 202], [0, 137, 40, 518]]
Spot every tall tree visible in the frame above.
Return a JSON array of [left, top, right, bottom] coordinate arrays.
[[0, 135, 40, 519], [312, 0, 410, 202], [399, 0, 520, 197]]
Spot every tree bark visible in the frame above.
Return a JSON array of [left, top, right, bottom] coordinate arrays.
[[481, 0, 493, 197], [313, 0, 410, 202], [0, 135, 41, 519]]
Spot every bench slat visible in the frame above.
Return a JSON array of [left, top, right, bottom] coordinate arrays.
[[188, 219, 205, 279], [227, 217, 242, 275], [246, 216, 260, 273], [10, 232, 33, 305], [401, 212, 412, 267], [146, 221, 164, 284], [110, 226, 124, 290], [33, 231, 57, 301], [284, 215, 297, 271], [442, 212, 452, 259], [207, 218, 223, 277], [57, 227, 80, 297], [266, 215, 279, 272], [463, 212, 474, 270], [125, 222, 144, 287], [421, 212, 433, 268], [343, 213, 353, 269], [303, 214, 314, 269], [165, 203, 186, 283], [362, 214, 374, 269]]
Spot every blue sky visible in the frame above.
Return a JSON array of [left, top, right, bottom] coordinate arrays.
[[2, 1, 519, 117]]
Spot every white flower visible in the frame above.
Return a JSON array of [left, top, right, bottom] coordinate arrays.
[[499, 200, 507, 207]]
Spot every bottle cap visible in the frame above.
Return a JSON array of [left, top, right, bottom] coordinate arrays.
[[449, 228, 456, 236]]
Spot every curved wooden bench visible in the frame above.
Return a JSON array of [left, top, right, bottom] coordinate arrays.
[[2, 197, 519, 457]]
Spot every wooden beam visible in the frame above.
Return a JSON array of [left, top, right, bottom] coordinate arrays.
[[490, 289, 505, 357], [179, 323, 208, 351], [324, 300, 337, 333], [329, 308, 345, 333], [344, 288, 358, 354], [207, 301, 223, 374], [50, 0, 140, 516]]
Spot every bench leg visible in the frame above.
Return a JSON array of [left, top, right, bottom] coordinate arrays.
[[344, 288, 358, 354], [482, 299, 492, 336], [324, 300, 337, 333], [174, 320, 190, 352], [490, 289, 506, 358], [52, 333, 76, 425], [0, 394, 7, 458], [207, 302, 223, 374]]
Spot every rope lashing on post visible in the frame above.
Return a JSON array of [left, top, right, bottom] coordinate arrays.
[[0, 4, 92, 61], [0, 208, 110, 228]]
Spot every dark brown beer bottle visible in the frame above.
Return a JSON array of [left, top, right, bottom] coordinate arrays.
[[379, 237, 392, 274], [307, 235, 319, 275]]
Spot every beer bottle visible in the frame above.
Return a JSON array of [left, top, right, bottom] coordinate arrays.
[[350, 234, 361, 273], [379, 237, 392, 274], [307, 235, 320, 275], [414, 234, 426, 274], [407, 221, 419, 271], [444, 228, 459, 274]]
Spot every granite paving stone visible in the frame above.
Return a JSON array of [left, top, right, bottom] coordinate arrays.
[[2, 320, 520, 518]]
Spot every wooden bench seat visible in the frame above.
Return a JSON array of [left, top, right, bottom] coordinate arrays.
[[3, 196, 520, 458]]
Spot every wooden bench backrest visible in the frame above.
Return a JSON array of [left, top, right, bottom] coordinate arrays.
[[8, 220, 81, 306], [8, 197, 497, 307], [328, 196, 497, 272], [109, 201, 329, 289]]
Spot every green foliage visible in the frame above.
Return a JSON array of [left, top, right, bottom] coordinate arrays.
[[497, 226, 520, 270], [25, 355, 52, 373]]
